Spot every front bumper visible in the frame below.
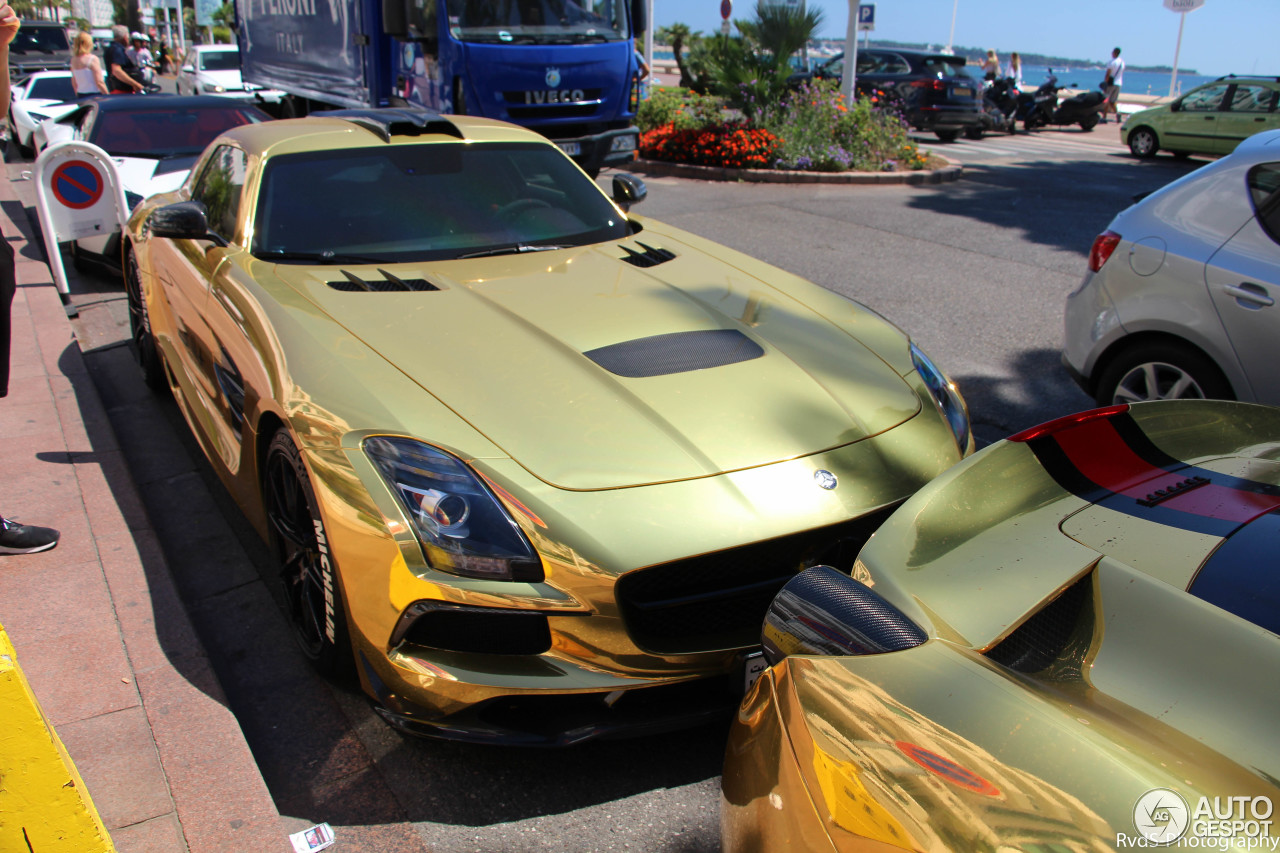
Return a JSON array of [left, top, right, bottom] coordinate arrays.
[[363, 651, 742, 746], [544, 126, 639, 173]]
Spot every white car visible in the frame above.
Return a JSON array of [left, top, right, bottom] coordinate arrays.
[[35, 94, 272, 271], [1064, 128, 1280, 405], [176, 44, 283, 105], [8, 70, 77, 156]]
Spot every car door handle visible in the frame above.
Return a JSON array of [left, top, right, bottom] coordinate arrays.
[[1224, 283, 1275, 308]]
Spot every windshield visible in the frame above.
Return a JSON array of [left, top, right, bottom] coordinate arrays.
[[198, 50, 241, 72], [89, 105, 268, 156], [27, 76, 75, 101], [922, 57, 969, 79], [10, 26, 70, 54], [450, 0, 628, 44], [253, 142, 629, 263]]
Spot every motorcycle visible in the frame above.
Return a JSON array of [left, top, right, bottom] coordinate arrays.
[[968, 76, 1021, 137], [1022, 73, 1106, 131]]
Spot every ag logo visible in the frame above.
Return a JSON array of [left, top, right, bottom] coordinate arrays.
[[546, 67, 561, 87], [814, 469, 838, 490], [1134, 788, 1190, 843]]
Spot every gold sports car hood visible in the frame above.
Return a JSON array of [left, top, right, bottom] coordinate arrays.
[[273, 238, 921, 490]]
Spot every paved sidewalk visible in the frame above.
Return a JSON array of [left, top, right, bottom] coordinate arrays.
[[0, 160, 283, 850]]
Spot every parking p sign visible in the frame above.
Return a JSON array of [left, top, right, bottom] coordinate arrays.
[[858, 3, 875, 30]]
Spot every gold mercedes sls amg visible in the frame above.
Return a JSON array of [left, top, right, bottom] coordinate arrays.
[[724, 400, 1280, 850], [123, 109, 972, 744]]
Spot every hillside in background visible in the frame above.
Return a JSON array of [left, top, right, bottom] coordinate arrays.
[[811, 39, 1194, 74]]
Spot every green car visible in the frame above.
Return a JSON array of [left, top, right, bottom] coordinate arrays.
[[1122, 75, 1280, 158]]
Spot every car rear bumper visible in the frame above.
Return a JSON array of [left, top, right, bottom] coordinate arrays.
[[911, 106, 984, 131]]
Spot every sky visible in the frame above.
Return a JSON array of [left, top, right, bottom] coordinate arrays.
[[649, 0, 1276, 77]]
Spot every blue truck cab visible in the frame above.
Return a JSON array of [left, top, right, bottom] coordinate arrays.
[[237, 0, 645, 174]]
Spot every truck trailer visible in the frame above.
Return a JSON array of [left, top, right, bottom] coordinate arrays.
[[236, 0, 646, 174]]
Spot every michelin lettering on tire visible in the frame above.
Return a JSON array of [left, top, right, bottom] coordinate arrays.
[[313, 517, 337, 644]]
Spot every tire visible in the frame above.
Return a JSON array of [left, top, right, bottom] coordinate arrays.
[[964, 127, 984, 140], [1128, 126, 1159, 158], [934, 129, 960, 143], [70, 241, 89, 274], [124, 246, 168, 392], [264, 429, 354, 679], [1079, 114, 1100, 131], [1094, 342, 1232, 406]]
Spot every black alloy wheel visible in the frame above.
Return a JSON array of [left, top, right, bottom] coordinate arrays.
[[264, 429, 353, 678], [124, 247, 168, 391]]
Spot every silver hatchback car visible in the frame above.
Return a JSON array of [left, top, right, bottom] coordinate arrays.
[[1065, 129, 1280, 405]]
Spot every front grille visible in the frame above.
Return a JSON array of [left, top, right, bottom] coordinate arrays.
[[506, 104, 600, 120], [616, 510, 897, 655]]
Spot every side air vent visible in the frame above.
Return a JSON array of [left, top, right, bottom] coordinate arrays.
[[327, 269, 441, 292], [985, 573, 1092, 673], [620, 242, 677, 268], [584, 329, 763, 378]]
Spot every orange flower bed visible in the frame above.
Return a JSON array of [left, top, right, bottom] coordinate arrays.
[[640, 122, 781, 170]]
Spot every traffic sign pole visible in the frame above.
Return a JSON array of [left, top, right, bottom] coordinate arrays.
[[1163, 0, 1206, 99], [842, 0, 859, 106]]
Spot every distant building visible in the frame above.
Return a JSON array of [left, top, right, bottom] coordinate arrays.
[[68, 0, 115, 28]]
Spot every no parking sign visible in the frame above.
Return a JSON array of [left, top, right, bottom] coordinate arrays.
[[34, 141, 128, 294]]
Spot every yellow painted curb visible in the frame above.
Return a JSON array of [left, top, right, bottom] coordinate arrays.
[[0, 624, 116, 852]]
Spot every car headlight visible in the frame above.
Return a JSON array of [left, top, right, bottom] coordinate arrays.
[[910, 341, 970, 452], [210, 84, 225, 93], [364, 437, 543, 582]]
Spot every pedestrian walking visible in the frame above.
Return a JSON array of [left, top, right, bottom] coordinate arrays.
[[0, 10, 59, 555], [70, 30, 108, 96], [1101, 46, 1124, 123]]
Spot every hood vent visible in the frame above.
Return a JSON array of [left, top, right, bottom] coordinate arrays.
[[985, 572, 1092, 674], [327, 269, 441, 293], [584, 329, 763, 378], [620, 242, 677, 268]]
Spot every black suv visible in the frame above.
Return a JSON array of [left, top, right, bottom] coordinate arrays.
[[9, 20, 72, 77], [800, 48, 983, 142]]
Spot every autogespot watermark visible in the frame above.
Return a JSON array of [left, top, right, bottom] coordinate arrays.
[[1118, 789, 1278, 849]]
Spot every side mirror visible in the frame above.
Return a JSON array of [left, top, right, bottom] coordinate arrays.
[[148, 201, 227, 246], [761, 566, 926, 666], [630, 0, 646, 36], [1170, 99, 1182, 112], [611, 173, 646, 210]]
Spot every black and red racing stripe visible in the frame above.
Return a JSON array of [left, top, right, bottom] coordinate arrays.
[[1014, 408, 1280, 538]]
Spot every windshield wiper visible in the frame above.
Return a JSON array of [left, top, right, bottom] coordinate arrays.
[[260, 249, 391, 264], [457, 243, 571, 259]]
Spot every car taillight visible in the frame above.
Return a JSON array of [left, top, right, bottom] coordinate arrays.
[[911, 79, 947, 91], [1088, 230, 1122, 272]]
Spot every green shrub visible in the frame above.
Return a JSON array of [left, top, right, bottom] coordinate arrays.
[[637, 87, 725, 133]]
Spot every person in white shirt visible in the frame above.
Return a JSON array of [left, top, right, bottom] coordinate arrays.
[[70, 30, 108, 96], [1101, 47, 1124, 124]]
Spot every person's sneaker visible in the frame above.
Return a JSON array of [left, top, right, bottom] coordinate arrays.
[[0, 517, 60, 554]]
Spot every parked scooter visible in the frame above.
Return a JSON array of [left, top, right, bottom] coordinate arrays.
[[1022, 74, 1106, 131], [969, 76, 1021, 137]]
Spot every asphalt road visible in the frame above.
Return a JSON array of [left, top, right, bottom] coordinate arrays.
[[16, 123, 1208, 852]]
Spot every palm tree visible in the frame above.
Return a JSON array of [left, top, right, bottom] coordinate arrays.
[[655, 23, 699, 88], [737, 0, 824, 68]]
